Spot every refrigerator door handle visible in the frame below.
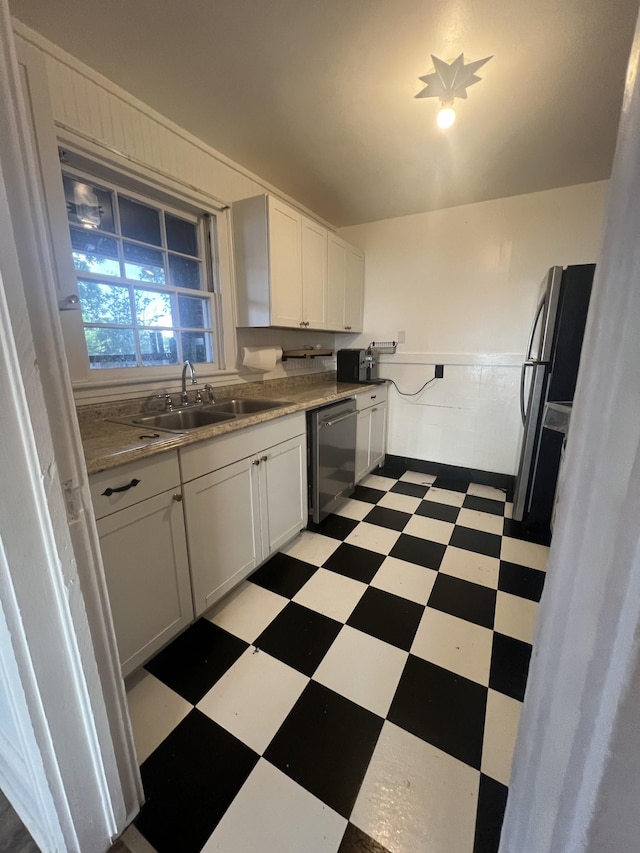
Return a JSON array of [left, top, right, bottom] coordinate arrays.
[[520, 297, 546, 425]]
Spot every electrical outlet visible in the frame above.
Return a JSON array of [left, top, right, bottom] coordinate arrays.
[[397, 331, 406, 343], [435, 364, 444, 378]]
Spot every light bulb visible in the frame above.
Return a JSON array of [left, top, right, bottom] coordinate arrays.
[[437, 106, 456, 129]]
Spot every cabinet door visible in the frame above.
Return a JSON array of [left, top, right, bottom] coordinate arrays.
[[327, 234, 347, 330], [268, 197, 302, 327], [183, 456, 261, 616], [355, 408, 372, 483], [301, 216, 327, 329], [97, 489, 193, 677], [369, 401, 388, 470], [259, 434, 308, 556], [345, 246, 364, 333]]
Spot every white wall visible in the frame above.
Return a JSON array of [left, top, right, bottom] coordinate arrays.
[[340, 182, 607, 474]]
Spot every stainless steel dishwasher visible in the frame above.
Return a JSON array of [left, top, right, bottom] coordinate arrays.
[[308, 398, 357, 524]]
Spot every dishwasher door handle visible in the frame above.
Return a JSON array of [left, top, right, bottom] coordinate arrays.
[[321, 410, 358, 429]]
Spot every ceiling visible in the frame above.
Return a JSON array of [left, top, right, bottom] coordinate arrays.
[[9, 0, 639, 227]]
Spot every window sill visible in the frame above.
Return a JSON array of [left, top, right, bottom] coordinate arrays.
[[72, 368, 241, 404]]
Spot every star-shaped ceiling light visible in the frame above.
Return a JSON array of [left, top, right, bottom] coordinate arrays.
[[416, 53, 492, 128]]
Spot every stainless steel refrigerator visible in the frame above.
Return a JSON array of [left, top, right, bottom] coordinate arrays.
[[513, 263, 595, 531]]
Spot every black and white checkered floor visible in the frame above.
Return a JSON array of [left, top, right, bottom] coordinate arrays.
[[123, 467, 548, 853]]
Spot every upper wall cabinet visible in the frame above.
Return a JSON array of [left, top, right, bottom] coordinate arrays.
[[327, 234, 364, 333], [233, 194, 363, 332]]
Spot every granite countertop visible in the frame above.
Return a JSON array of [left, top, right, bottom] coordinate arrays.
[[80, 374, 384, 474]]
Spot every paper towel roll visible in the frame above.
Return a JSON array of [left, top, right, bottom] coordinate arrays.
[[241, 346, 283, 372]]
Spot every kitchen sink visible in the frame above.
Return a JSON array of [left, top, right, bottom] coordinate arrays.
[[128, 407, 236, 432], [209, 398, 289, 415]]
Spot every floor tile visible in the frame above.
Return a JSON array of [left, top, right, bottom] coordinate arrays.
[[463, 495, 506, 516], [411, 607, 493, 685], [432, 476, 469, 493], [450, 525, 502, 558], [376, 459, 407, 479], [352, 721, 480, 853], [360, 473, 395, 492], [125, 670, 191, 765], [264, 681, 384, 819], [144, 619, 248, 705], [502, 517, 551, 546], [504, 502, 513, 519], [489, 632, 532, 702], [283, 530, 341, 566], [494, 591, 539, 644], [307, 513, 361, 540], [250, 552, 317, 598], [314, 625, 408, 717], [428, 574, 496, 629], [135, 709, 258, 853], [323, 542, 385, 583], [399, 470, 437, 486], [481, 689, 523, 786], [439, 546, 500, 589], [389, 532, 447, 570], [424, 486, 467, 507], [389, 480, 429, 498], [370, 555, 438, 605], [203, 759, 346, 853], [501, 536, 549, 571], [363, 505, 411, 532], [197, 648, 308, 754], [119, 824, 157, 853], [352, 485, 386, 504], [499, 560, 546, 602], [334, 497, 374, 521], [415, 498, 460, 523], [338, 823, 391, 853], [344, 521, 401, 555], [347, 587, 424, 651], [473, 774, 508, 853], [457, 507, 504, 536], [467, 483, 507, 501], [404, 513, 454, 545], [377, 490, 422, 514], [255, 601, 342, 677], [293, 567, 368, 622], [388, 656, 487, 769], [207, 581, 287, 643]]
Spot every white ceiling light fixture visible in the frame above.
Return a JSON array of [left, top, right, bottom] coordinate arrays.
[[416, 53, 492, 129]]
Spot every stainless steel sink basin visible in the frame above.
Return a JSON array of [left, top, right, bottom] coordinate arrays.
[[209, 398, 289, 415], [128, 407, 236, 432]]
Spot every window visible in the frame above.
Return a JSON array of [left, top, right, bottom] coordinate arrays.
[[62, 170, 216, 370]]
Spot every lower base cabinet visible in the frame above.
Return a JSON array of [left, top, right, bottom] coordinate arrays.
[[96, 487, 193, 678], [355, 387, 388, 482], [182, 417, 307, 616]]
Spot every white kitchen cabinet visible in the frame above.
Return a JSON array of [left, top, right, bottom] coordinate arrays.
[[181, 414, 307, 615], [91, 454, 193, 677], [355, 387, 388, 482], [327, 233, 364, 333], [233, 194, 327, 329]]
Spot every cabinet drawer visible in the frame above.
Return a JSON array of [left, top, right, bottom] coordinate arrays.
[[89, 451, 180, 519], [356, 386, 388, 411], [179, 412, 306, 482]]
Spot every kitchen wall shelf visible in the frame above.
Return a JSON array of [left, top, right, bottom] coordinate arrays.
[[281, 348, 333, 361]]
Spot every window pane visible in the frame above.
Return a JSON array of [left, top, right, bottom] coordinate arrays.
[[178, 295, 210, 328], [70, 227, 120, 276], [181, 331, 214, 364], [85, 328, 137, 369], [63, 176, 115, 232], [118, 196, 162, 246], [134, 289, 173, 327], [169, 254, 201, 290], [123, 241, 166, 284], [139, 330, 178, 366], [78, 280, 132, 325], [165, 214, 198, 256]]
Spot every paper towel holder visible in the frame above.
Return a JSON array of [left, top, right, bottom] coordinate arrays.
[[281, 348, 333, 361]]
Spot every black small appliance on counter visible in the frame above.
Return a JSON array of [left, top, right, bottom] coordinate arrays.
[[337, 348, 378, 383]]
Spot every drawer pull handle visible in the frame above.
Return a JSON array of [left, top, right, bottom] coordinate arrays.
[[371, 395, 377, 399], [172, 493, 183, 502], [101, 478, 140, 497]]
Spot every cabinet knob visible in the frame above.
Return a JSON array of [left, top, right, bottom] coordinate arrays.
[[252, 459, 260, 466], [172, 493, 183, 502], [299, 321, 305, 327], [371, 408, 378, 413], [345, 325, 352, 330], [260, 455, 268, 462]]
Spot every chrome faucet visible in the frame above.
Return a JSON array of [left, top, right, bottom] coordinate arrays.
[[180, 360, 197, 405]]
